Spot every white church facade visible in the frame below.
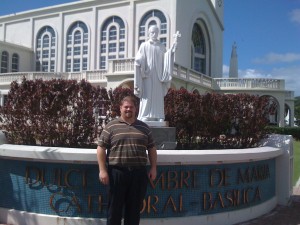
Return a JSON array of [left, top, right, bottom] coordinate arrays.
[[0, 0, 295, 126]]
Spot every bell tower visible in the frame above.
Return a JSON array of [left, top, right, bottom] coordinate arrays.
[[229, 42, 239, 78]]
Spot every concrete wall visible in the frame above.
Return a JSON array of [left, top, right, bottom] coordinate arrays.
[[0, 134, 293, 225]]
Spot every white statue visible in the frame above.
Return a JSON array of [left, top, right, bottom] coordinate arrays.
[[134, 25, 180, 122]]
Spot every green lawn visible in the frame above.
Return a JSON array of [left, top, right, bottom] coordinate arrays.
[[293, 140, 300, 186]]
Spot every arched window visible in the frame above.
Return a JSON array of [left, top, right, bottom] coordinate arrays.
[[1, 51, 9, 73], [138, 10, 168, 47], [11, 53, 19, 72], [66, 21, 89, 72], [100, 16, 125, 69], [192, 23, 208, 74], [36, 26, 56, 72]]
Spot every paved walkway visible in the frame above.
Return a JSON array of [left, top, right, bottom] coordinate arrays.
[[2, 187, 300, 225], [235, 186, 300, 225]]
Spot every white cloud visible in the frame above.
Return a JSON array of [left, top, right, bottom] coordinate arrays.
[[222, 67, 270, 79], [241, 69, 271, 78], [253, 52, 300, 64], [290, 8, 300, 24], [222, 64, 230, 76], [270, 66, 300, 96]]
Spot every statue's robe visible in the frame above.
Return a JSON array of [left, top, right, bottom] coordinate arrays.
[[134, 40, 174, 121]]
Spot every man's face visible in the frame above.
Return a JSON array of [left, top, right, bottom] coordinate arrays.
[[120, 100, 136, 119]]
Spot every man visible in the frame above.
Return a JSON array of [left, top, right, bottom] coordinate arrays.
[[97, 96, 157, 225], [134, 25, 179, 122]]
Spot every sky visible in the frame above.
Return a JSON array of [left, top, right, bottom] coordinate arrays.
[[223, 0, 300, 97], [0, 0, 300, 96]]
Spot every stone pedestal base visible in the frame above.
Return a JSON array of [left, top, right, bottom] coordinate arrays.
[[143, 121, 169, 127], [150, 127, 176, 150]]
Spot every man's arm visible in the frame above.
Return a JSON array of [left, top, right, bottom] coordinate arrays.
[[97, 145, 109, 185], [148, 147, 157, 181]]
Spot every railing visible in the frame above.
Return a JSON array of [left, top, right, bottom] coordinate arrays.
[[0, 72, 27, 83], [30, 72, 67, 80], [0, 60, 292, 99], [67, 71, 107, 81], [86, 70, 107, 81], [214, 78, 285, 90], [0, 72, 67, 84], [0, 71, 107, 85], [108, 59, 213, 88], [109, 59, 135, 73], [173, 65, 213, 88]]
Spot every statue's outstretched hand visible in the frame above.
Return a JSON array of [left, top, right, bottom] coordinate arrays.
[[171, 31, 181, 53], [134, 87, 141, 98]]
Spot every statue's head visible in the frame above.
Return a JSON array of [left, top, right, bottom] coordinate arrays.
[[148, 25, 159, 40]]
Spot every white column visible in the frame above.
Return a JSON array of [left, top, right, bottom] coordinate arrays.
[[278, 97, 285, 127], [90, 7, 97, 70], [57, 12, 64, 72], [275, 135, 293, 205], [128, 1, 135, 58]]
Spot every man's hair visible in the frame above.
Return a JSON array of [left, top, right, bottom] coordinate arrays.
[[120, 96, 138, 107]]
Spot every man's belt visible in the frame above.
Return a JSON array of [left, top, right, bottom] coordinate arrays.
[[110, 165, 145, 171]]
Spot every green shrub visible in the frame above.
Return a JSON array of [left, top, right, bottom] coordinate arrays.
[[266, 126, 300, 141]]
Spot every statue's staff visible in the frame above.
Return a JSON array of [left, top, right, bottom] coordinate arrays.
[[171, 31, 181, 52]]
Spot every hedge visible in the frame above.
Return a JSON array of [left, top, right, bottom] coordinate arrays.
[[0, 78, 277, 149]]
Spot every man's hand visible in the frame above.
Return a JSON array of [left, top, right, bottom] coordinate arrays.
[[99, 169, 109, 185], [148, 147, 157, 181], [97, 145, 109, 185], [148, 166, 157, 181]]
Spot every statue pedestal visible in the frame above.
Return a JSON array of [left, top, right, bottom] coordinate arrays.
[[143, 121, 169, 127], [149, 126, 176, 150]]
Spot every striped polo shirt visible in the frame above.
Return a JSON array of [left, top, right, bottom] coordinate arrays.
[[98, 118, 155, 167]]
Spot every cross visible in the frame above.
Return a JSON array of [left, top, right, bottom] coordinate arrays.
[[173, 31, 181, 43]]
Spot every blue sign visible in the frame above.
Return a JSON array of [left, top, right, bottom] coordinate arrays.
[[0, 158, 275, 218]]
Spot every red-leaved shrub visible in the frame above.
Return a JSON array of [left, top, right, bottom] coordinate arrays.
[[0, 79, 276, 149]]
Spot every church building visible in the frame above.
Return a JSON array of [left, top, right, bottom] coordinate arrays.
[[0, 0, 295, 126]]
